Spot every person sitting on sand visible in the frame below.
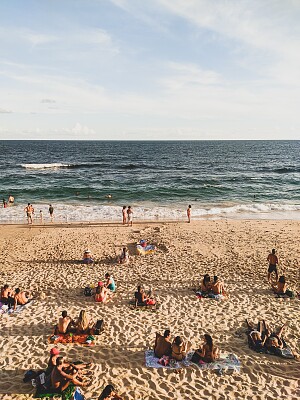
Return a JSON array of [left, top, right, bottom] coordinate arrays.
[[171, 336, 189, 361], [200, 274, 212, 294], [134, 285, 148, 306], [56, 310, 75, 334], [192, 334, 220, 363], [51, 356, 88, 392], [75, 310, 94, 334], [211, 276, 226, 296], [154, 330, 172, 358], [1, 284, 14, 309], [104, 273, 116, 293], [271, 275, 287, 294], [95, 282, 111, 303], [83, 249, 94, 265], [118, 247, 129, 264], [99, 384, 123, 400], [13, 288, 31, 310]]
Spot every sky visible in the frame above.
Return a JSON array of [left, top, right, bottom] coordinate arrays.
[[0, 0, 300, 140]]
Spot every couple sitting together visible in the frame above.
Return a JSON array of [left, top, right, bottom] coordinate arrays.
[[95, 273, 116, 303], [55, 310, 94, 335], [1, 284, 32, 310], [154, 330, 219, 364], [198, 274, 227, 297], [134, 285, 156, 307]]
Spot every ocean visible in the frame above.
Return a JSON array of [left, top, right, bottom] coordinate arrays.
[[0, 140, 300, 223]]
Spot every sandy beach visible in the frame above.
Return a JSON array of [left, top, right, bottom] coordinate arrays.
[[0, 219, 299, 400]]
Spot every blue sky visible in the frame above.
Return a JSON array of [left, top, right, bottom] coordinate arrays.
[[0, 0, 299, 140]]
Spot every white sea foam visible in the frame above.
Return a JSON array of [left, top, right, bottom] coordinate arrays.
[[1, 202, 300, 223], [21, 163, 72, 169]]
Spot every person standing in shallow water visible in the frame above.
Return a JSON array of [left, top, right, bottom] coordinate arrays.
[[49, 204, 54, 222], [187, 205, 191, 223], [127, 206, 133, 226], [122, 206, 127, 225]]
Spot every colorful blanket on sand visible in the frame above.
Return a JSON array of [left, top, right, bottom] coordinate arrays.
[[145, 350, 241, 373], [0, 300, 34, 315], [195, 291, 224, 301], [48, 333, 95, 346]]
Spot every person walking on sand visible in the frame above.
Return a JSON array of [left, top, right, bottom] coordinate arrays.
[[187, 205, 191, 223], [122, 206, 127, 225], [24, 203, 34, 224], [49, 204, 54, 222], [267, 248, 279, 282], [127, 206, 133, 226]]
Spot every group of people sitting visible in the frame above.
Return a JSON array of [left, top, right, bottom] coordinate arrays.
[[83, 273, 116, 303], [154, 330, 220, 364], [55, 310, 95, 335], [0, 284, 32, 310], [197, 274, 227, 297]]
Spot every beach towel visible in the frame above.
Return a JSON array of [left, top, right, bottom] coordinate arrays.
[[136, 243, 156, 256], [145, 350, 190, 369], [247, 331, 294, 359], [195, 291, 224, 301], [129, 299, 159, 311], [0, 300, 34, 315], [190, 352, 241, 373], [48, 333, 95, 346], [34, 383, 81, 400]]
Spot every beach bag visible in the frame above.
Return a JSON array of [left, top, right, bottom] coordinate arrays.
[[146, 298, 156, 305], [285, 289, 295, 299], [94, 319, 104, 335], [23, 369, 37, 383], [84, 286, 92, 297]]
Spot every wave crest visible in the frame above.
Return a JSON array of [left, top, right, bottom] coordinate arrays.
[[21, 163, 72, 170]]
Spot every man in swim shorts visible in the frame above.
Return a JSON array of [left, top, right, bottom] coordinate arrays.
[[267, 249, 279, 282], [14, 288, 31, 310], [24, 203, 34, 224], [49, 204, 54, 221]]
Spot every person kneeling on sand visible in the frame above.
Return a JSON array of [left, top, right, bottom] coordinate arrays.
[[83, 249, 94, 265], [56, 311, 75, 334], [14, 288, 32, 310], [95, 282, 111, 303], [171, 336, 190, 361], [99, 384, 123, 400], [191, 334, 220, 363], [271, 275, 287, 295], [118, 247, 129, 264], [51, 356, 88, 392], [75, 310, 94, 334], [154, 330, 172, 358]]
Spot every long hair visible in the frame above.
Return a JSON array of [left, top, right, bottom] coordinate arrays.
[[98, 385, 114, 400], [204, 334, 213, 351], [77, 310, 89, 331]]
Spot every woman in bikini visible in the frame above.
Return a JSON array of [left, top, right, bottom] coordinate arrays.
[[94, 283, 110, 304], [171, 336, 189, 361], [75, 310, 94, 334], [271, 275, 287, 294], [192, 334, 219, 363]]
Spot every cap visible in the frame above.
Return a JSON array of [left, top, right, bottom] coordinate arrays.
[[97, 281, 104, 287], [50, 347, 60, 355]]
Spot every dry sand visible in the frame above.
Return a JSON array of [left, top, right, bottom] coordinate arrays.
[[0, 220, 299, 400]]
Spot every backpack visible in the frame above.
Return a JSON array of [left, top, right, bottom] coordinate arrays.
[[84, 286, 92, 297], [94, 319, 104, 335]]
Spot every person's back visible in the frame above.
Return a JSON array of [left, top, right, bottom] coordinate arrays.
[[154, 331, 172, 358], [211, 276, 224, 295], [58, 311, 72, 334]]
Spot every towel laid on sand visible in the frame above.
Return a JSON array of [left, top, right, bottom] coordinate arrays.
[[145, 350, 241, 373], [0, 300, 34, 315], [49, 333, 95, 346]]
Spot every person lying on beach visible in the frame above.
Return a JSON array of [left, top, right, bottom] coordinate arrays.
[[191, 334, 220, 363], [246, 319, 268, 352], [200, 274, 212, 294], [118, 247, 129, 264], [104, 273, 116, 293], [56, 310, 75, 334], [171, 336, 189, 361], [1, 284, 14, 309], [95, 283, 111, 303], [14, 288, 31, 310], [211, 276, 227, 296], [154, 330, 172, 358], [271, 275, 287, 294], [51, 356, 88, 392], [99, 384, 123, 400], [83, 249, 94, 265], [75, 310, 94, 334]]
